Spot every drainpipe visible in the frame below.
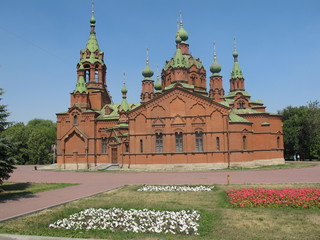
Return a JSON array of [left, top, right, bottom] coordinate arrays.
[[86, 141, 89, 170], [226, 113, 231, 168]]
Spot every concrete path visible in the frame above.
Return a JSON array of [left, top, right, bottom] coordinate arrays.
[[1, 163, 320, 222]]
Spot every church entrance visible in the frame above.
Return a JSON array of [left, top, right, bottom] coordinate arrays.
[[111, 148, 118, 164]]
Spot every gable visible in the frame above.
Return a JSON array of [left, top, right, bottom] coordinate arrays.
[[128, 88, 229, 119]]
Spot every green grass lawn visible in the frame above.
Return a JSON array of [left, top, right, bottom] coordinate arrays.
[[0, 183, 319, 240], [0, 182, 77, 201]]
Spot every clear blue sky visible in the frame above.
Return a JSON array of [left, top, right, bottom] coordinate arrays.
[[1, 0, 320, 124]]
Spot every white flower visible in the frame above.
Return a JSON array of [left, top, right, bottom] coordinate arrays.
[[49, 207, 200, 235], [137, 185, 214, 192]]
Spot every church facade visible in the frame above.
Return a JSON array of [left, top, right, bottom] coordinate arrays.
[[56, 12, 284, 170]]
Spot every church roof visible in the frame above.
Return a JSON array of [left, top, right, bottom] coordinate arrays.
[[79, 11, 104, 65], [163, 51, 203, 71], [229, 113, 251, 123]]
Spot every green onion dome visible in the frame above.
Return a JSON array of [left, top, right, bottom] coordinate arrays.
[[155, 77, 162, 91], [142, 60, 154, 79], [233, 50, 238, 58], [90, 15, 96, 24], [121, 83, 128, 94], [175, 32, 182, 44], [178, 26, 188, 42], [210, 53, 222, 75]]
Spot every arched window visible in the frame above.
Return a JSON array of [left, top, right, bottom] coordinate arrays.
[[125, 143, 129, 153], [175, 132, 183, 152], [101, 138, 107, 153], [140, 139, 143, 153], [73, 115, 78, 126], [216, 137, 220, 152], [195, 132, 203, 152], [277, 136, 280, 148], [156, 133, 163, 153], [242, 136, 247, 150]]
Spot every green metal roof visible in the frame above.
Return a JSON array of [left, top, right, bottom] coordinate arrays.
[[229, 113, 251, 123], [225, 90, 251, 98], [163, 50, 203, 71], [164, 82, 195, 91], [73, 75, 88, 94], [231, 50, 244, 79], [232, 108, 265, 114], [119, 98, 130, 112]]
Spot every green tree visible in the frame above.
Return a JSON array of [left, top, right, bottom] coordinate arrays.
[[1, 123, 31, 164], [26, 119, 56, 165], [279, 101, 320, 160], [0, 88, 15, 183]]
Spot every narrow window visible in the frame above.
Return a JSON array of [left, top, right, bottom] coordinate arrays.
[[216, 137, 220, 152], [277, 136, 280, 148], [101, 138, 107, 153], [94, 70, 99, 82], [242, 136, 247, 150], [156, 133, 163, 153], [73, 115, 78, 126], [85, 70, 90, 82], [125, 143, 129, 153], [140, 139, 143, 153], [175, 132, 183, 152], [195, 132, 203, 152]]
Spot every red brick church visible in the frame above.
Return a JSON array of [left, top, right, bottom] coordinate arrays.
[[56, 10, 284, 170]]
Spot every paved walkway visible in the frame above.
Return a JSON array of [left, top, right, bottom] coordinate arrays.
[[1, 163, 320, 222]]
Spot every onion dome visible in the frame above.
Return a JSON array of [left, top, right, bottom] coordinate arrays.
[[90, 15, 96, 25], [121, 82, 128, 94], [155, 76, 162, 91], [142, 49, 154, 80], [175, 32, 182, 44], [142, 60, 154, 79], [210, 44, 222, 76], [178, 25, 188, 42]]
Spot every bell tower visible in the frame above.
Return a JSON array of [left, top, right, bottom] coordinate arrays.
[[229, 38, 245, 92], [74, 0, 112, 110]]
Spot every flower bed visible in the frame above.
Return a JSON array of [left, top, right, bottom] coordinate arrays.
[[49, 207, 200, 235], [227, 188, 320, 208], [137, 185, 214, 192]]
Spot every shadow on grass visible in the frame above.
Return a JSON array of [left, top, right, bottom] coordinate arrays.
[[0, 182, 36, 202]]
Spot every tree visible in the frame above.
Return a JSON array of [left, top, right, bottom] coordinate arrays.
[[3, 119, 56, 165], [279, 101, 320, 160], [1, 123, 31, 164], [26, 119, 56, 164], [0, 88, 11, 131], [0, 88, 15, 183]]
